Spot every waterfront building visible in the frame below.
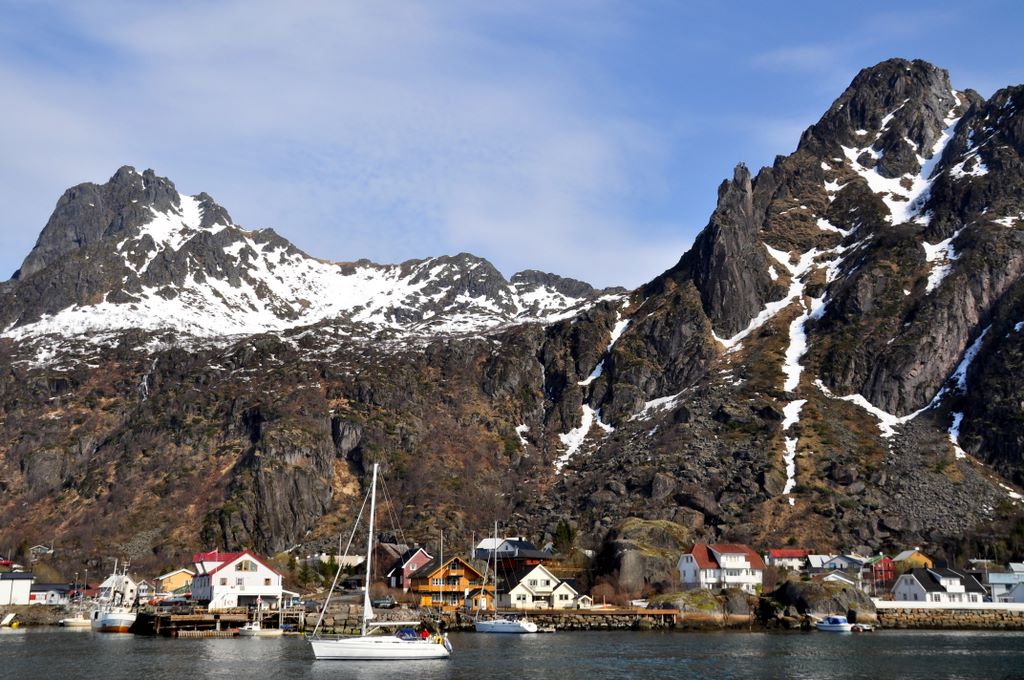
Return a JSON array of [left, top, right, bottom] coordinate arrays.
[[892, 567, 985, 603], [497, 564, 579, 609], [0, 572, 33, 605], [190, 549, 284, 610], [677, 543, 765, 594]]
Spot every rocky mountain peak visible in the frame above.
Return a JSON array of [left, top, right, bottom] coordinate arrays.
[[799, 58, 965, 180]]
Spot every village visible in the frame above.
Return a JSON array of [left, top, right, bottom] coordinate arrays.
[[4, 536, 1024, 633]]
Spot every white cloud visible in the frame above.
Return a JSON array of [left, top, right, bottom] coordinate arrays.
[[0, 1, 683, 288]]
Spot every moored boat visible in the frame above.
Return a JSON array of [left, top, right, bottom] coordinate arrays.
[[815, 615, 854, 632], [307, 463, 451, 661], [90, 560, 137, 633], [474, 616, 539, 634]]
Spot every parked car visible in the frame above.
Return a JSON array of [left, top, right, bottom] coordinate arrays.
[[371, 595, 396, 609]]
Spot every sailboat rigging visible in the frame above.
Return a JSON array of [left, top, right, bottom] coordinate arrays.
[[474, 521, 538, 634], [308, 462, 452, 660]]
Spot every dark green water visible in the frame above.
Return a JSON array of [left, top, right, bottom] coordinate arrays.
[[2, 627, 1023, 679]]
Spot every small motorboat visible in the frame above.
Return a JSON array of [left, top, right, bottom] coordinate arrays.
[[815, 615, 854, 632], [239, 619, 284, 637]]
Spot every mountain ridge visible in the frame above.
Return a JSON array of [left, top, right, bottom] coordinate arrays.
[[2, 58, 1023, 580]]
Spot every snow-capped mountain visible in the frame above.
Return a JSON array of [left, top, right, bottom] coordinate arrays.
[[1, 167, 620, 348], [2, 59, 1023, 574]]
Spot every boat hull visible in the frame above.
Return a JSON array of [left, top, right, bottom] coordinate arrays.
[[815, 616, 854, 632], [240, 627, 284, 638], [474, 618, 539, 634], [90, 610, 136, 633], [310, 635, 451, 660]]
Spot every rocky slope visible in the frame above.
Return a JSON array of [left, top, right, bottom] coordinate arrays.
[[2, 58, 1023, 578]]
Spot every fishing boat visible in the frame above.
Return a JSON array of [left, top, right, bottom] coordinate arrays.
[[308, 463, 451, 660], [90, 560, 137, 633], [474, 521, 538, 634], [815, 615, 854, 632]]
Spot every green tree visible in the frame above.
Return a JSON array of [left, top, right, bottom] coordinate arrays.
[[553, 519, 576, 555]]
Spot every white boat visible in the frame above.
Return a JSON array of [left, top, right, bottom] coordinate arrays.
[[58, 612, 92, 628], [239, 620, 284, 637], [90, 560, 137, 633], [815, 615, 854, 632], [473, 521, 538, 634], [474, 616, 538, 634], [308, 463, 451, 661]]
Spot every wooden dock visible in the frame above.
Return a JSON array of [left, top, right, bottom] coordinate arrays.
[[132, 607, 305, 637]]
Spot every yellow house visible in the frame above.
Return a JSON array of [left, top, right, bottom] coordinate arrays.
[[892, 549, 933, 571], [409, 556, 484, 611], [155, 568, 195, 595]]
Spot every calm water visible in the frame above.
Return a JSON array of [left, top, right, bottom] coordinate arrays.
[[2, 627, 1023, 680]]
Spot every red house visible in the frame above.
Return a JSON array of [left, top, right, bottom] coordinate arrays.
[[862, 554, 895, 593], [385, 546, 433, 592]]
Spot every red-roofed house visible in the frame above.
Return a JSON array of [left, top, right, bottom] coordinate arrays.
[[765, 548, 809, 571], [678, 543, 766, 594], [190, 549, 283, 610]]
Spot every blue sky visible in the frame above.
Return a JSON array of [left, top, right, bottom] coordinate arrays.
[[1, 1, 1022, 288]]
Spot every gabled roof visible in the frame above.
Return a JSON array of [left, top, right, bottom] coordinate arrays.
[[411, 555, 482, 582], [767, 549, 808, 559], [31, 582, 71, 592], [193, 549, 281, 578], [903, 567, 985, 594], [893, 549, 929, 562], [156, 568, 195, 581], [385, 547, 432, 577], [688, 544, 766, 570]]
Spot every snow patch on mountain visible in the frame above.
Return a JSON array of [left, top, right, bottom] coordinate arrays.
[[922, 228, 963, 294], [840, 93, 962, 225]]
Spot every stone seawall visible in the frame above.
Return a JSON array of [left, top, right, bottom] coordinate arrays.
[[876, 608, 1024, 630]]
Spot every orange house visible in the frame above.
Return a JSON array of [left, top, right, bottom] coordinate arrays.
[[408, 556, 485, 611]]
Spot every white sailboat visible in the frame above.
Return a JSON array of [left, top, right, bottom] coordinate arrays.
[[90, 560, 137, 633], [308, 463, 451, 660], [474, 522, 538, 634]]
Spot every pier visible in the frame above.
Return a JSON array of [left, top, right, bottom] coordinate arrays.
[[132, 607, 305, 637]]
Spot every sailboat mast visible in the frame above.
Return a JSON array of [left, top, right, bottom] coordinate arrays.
[[361, 463, 379, 636], [492, 521, 498, 612]]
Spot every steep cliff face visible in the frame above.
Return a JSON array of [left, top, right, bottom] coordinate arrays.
[[1, 58, 1023, 572]]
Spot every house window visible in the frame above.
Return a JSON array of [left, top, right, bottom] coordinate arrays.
[[220, 578, 227, 586], [542, 579, 551, 586], [236, 560, 257, 572], [264, 578, 271, 586], [529, 579, 538, 586], [432, 578, 442, 586], [236, 578, 244, 586], [559, 594, 569, 600], [410, 564, 417, 571]]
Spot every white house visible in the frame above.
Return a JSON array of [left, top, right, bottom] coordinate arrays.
[[892, 568, 985, 604], [99, 571, 138, 605], [497, 564, 579, 610], [806, 554, 837, 571], [190, 549, 284, 610], [677, 544, 765, 594], [0, 572, 33, 605], [29, 583, 72, 605], [1008, 582, 1024, 603], [823, 554, 866, 571], [764, 549, 808, 570]]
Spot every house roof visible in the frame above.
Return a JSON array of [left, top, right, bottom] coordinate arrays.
[[0, 572, 34, 580], [893, 549, 929, 562], [688, 544, 766, 570], [904, 568, 986, 594], [31, 583, 71, 592], [385, 547, 432, 577], [194, 549, 281, 578], [156, 568, 195, 581], [767, 549, 808, 559], [411, 555, 482, 582]]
